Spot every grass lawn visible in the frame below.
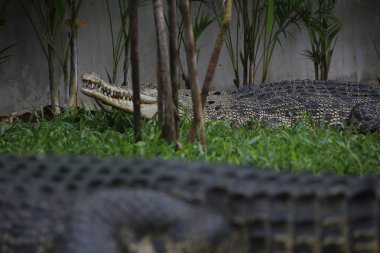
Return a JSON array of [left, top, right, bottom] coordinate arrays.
[[0, 108, 379, 175]]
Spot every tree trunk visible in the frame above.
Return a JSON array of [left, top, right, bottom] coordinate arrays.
[[129, 0, 142, 141], [122, 23, 129, 86], [314, 61, 319, 80], [188, 0, 233, 142], [261, 68, 268, 83], [47, 45, 60, 114], [201, 0, 232, 106], [68, 0, 78, 108], [63, 60, 69, 104], [168, 0, 179, 139], [121, 2, 130, 86], [325, 49, 333, 80], [153, 0, 177, 142], [242, 57, 248, 86], [181, 0, 205, 146], [47, 5, 60, 114]]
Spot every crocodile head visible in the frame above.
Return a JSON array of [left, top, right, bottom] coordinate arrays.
[[81, 72, 250, 124], [81, 72, 158, 118]]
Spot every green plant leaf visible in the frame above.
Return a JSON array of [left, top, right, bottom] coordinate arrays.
[[51, 0, 66, 20], [0, 43, 16, 65], [193, 13, 215, 42], [265, 0, 274, 34]]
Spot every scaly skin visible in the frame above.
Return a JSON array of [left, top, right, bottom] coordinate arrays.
[[81, 72, 380, 132], [1, 154, 380, 253]]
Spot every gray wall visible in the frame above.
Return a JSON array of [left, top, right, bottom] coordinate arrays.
[[1, 1, 379, 115]]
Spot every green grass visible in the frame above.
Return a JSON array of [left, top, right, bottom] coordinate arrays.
[[0, 108, 379, 175]]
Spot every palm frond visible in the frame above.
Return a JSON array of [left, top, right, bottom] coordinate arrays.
[[0, 43, 16, 65], [193, 13, 215, 42]]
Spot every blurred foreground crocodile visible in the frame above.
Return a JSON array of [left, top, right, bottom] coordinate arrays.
[[81, 72, 380, 133], [1, 154, 380, 253]]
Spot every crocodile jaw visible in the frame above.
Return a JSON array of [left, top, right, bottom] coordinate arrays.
[[81, 72, 158, 119], [81, 87, 158, 118]]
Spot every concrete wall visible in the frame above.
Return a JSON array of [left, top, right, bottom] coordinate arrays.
[[0, 1, 379, 115]]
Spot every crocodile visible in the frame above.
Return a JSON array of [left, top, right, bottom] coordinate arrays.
[[81, 72, 380, 133], [1, 154, 379, 253]]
